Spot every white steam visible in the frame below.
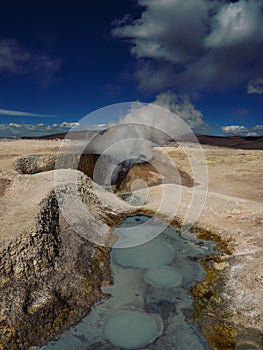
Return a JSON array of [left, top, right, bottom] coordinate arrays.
[[55, 102, 208, 246], [81, 102, 196, 185]]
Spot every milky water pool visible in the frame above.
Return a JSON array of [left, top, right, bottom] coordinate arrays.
[[35, 215, 220, 350]]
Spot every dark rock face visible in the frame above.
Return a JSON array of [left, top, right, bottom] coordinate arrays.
[[14, 149, 196, 193], [15, 154, 57, 175], [0, 177, 111, 349], [196, 134, 263, 150], [15, 153, 114, 187], [118, 161, 194, 192], [15, 153, 100, 177]]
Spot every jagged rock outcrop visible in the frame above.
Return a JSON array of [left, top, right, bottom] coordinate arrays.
[[118, 162, 194, 192], [0, 170, 132, 349], [14, 147, 195, 194], [118, 148, 194, 192], [14, 153, 114, 188], [1, 139, 263, 349], [135, 183, 263, 348], [15, 153, 100, 178]]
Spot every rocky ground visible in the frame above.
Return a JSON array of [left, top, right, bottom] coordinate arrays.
[[0, 138, 262, 349], [0, 140, 133, 349], [0, 170, 124, 349]]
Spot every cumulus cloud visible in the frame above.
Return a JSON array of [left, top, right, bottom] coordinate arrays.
[[221, 125, 247, 134], [247, 77, 263, 94], [60, 122, 80, 128], [112, 0, 263, 93], [0, 121, 80, 138], [221, 124, 263, 136], [153, 91, 212, 133], [205, 1, 263, 48], [0, 39, 61, 85]]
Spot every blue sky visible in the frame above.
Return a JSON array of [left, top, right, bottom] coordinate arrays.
[[0, 0, 262, 137]]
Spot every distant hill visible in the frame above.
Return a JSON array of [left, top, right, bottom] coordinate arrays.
[[195, 134, 263, 150], [21, 129, 101, 140], [21, 131, 263, 150]]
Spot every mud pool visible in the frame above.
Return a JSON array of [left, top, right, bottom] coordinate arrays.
[[36, 215, 220, 350]]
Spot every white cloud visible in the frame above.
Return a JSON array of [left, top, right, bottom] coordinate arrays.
[[205, 1, 263, 48], [60, 122, 80, 128], [0, 109, 53, 117], [0, 121, 108, 138], [246, 132, 258, 136], [0, 39, 60, 85], [113, 0, 208, 65], [153, 91, 210, 132], [221, 124, 263, 136], [8, 123, 21, 128], [112, 0, 263, 93], [0, 121, 80, 138], [221, 125, 247, 134], [247, 77, 263, 94]]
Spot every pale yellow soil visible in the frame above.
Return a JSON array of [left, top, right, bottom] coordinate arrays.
[[164, 145, 263, 203], [1, 140, 262, 204], [0, 139, 60, 174], [0, 138, 262, 345]]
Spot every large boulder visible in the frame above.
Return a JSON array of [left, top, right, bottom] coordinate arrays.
[[14, 152, 114, 187], [14, 148, 195, 193], [15, 153, 97, 176], [118, 148, 194, 192], [0, 169, 132, 349]]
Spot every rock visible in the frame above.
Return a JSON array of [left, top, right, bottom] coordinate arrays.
[[0, 169, 133, 349], [119, 163, 163, 192], [118, 148, 194, 192], [118, 192, 147, 206], [136, 183, 263, 340], [1, 139, 263, 349], [14, 152, 114, 188], [15, 154, 57, 174], [15, 153, 97, 176]]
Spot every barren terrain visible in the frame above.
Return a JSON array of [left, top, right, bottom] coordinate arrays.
[[165, 145, 263, 203], [0, 138, 262, 349]]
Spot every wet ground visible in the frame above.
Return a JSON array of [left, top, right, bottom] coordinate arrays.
[[36, 215, 219, 350]]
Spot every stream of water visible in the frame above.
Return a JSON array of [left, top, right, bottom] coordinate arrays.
[[36, 215, 219, 349]]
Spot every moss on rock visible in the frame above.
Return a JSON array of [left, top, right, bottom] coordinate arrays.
[[190, 227, 237, 350]]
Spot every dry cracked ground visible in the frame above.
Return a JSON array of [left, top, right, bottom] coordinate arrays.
[[0, 139, 262, 349]]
